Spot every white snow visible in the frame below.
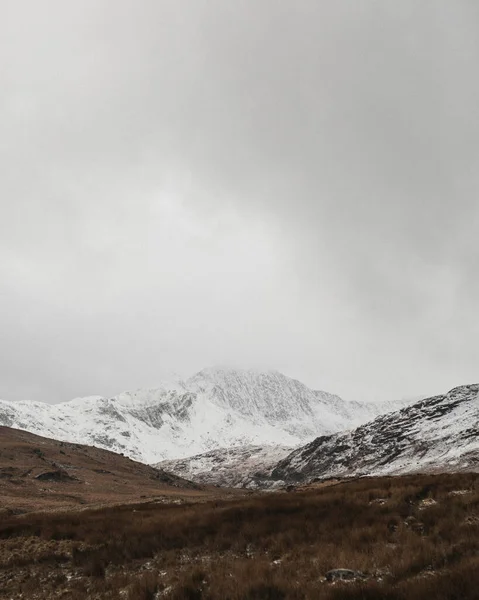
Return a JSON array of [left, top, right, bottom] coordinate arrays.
[[274, 384, 479, 482], [0, 367, 412, 465]]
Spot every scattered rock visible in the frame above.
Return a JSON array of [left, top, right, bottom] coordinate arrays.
[[418, 498, 438, 509], [387, 519, 399, 533], [404, 516, 425, 533], [372, 567, 392, 582], [325, 569, 367, 583], [449, 489, 471, 497], [464, 515, 479, 525]]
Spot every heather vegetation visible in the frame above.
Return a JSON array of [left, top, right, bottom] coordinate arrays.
[[1, 473, 478, 599]]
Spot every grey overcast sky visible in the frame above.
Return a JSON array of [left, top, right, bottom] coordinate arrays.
[[1, 1, 478, 404]]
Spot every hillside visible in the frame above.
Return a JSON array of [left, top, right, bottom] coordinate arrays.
[[157, 445, 292, 488], [270, 384, 479, 484], [0, 426, 209, 513]]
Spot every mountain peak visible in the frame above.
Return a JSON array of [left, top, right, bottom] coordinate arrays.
[[0, 368, 416, 465], [190, 366, 282, 380]]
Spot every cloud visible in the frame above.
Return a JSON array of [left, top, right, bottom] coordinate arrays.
[[1, 1, 478, 402]]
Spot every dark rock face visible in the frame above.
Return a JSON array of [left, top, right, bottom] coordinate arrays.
[[270, 384, 479, 484], [35, 469, 77, 482]]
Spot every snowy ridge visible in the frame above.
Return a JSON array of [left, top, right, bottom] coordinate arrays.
[[270, 384, 479, 484], [0, 367, 412, 465]]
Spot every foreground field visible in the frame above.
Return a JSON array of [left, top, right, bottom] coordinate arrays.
[[1, 472, 478, 599]]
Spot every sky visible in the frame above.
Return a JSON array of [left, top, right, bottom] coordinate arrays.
[[1, 1, 478, 404]]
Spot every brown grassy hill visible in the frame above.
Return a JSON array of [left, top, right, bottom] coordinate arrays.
[[0, 426, 216, 513]]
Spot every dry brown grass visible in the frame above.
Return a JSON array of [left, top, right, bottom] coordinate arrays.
[[0, 426, 222, 514], [0, 472, 478, 598]]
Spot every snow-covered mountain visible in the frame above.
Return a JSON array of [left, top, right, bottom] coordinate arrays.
[[270, 384, 479, 485], [0, 367, 411, 464]]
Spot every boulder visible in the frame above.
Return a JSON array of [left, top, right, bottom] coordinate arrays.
[[325, 569, 366, 583]]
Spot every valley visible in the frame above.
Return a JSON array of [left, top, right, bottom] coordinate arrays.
[[1, 374, 478, 599]]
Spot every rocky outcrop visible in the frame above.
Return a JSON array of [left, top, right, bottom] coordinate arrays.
[[35, 469, 77, 482]]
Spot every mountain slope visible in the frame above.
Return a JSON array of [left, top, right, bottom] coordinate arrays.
[[271, 384, 479, 484], [0, 367, 415, 465], [157, 445, 292, 488], [0, 426, 206, 513]]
